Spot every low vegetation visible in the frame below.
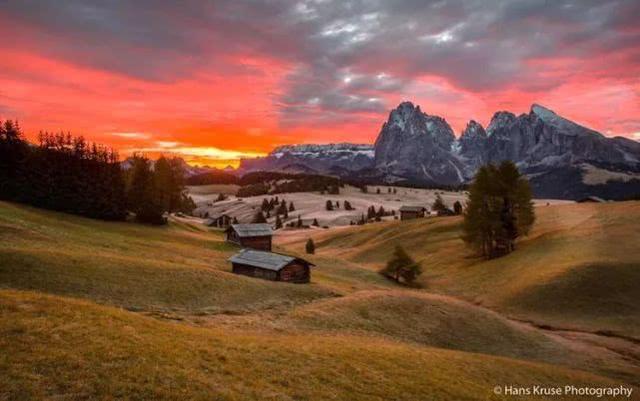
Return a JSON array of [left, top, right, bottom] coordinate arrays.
[[379, 246, 422, 285], [283, 201, 640, 339], [0, 202, 331, 314], [0, 290, 626, 401], [1, 196, 639, 398]]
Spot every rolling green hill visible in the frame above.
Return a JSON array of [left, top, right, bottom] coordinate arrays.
[[1, 290, 630, 401], [1, 200, 639, 399], [279, 202, 640, 339], [0, 201, 333, 314]]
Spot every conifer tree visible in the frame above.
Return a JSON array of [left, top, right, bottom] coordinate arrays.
[[432, 194, 447, 214], [453, 201, 463, 215], [127, 154, 164, 224], [325, 200, 334, 211], [252, 210, 267, 223], [305, 238, 315, 254], [379, 246, 422, 284], [463, 161, 534, 258]]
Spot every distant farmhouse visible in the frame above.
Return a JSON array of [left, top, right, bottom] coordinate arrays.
[[226, 223, 273, 251], [204, 213, 233, 228], [399, 206, 427, 220], [229, 249, 314, 283]]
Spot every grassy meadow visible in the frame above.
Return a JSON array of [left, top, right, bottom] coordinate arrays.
[[1, 200, 639, 399], [280, 201, 640, 339]]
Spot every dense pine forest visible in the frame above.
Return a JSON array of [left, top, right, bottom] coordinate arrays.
[[0, 120, 193, 223]]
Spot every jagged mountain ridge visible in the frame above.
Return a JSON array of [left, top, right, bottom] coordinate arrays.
[[236, 102, 640, 199], [237, 143, 375, 175]]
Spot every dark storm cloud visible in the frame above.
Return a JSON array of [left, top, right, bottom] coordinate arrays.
[[3, 0, 638, 125]]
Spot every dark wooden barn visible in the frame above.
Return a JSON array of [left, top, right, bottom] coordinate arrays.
[[204, 213, 233, 228], [229, 249, 314, 283], [225, 223, 273, 251], [399, 205, 427, 220]]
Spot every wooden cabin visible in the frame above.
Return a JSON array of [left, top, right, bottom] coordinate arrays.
[[229, 249, 314, 283], [399, 206, 427, 220], [225, 223, 273, 251], [204, 213, 233, 228]]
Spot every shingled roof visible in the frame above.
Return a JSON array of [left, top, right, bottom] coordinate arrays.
[[227, 223, 273, 237], [228, 249, 313, 271], [399, 205, 426, 212]]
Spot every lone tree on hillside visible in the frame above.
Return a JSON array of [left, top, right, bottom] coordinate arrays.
[[325, 200, 334, 211], [305, 238, 315, 254], [312, 218, 319, 227], [463, 161, 535, 259], [453, 200, 463, 215], [275, 215, 283, 229], [432, 194, 447, 214], [380, 246, 422, 285], [344, 200, 354, 210], [252, 210, 267, 224]]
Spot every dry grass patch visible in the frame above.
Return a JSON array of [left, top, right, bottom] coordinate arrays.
[[1, 290, 631, 401]]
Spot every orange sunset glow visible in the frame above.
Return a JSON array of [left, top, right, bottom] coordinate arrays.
[[1, 1, 639, 167]]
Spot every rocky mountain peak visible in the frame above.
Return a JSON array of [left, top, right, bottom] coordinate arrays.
[[374, 102, 463, 184], [487, 111, 517, 136], [461, 120, 486, 139]]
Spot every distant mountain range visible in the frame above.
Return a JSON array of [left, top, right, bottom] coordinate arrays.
[[238, 102, 640, 200]]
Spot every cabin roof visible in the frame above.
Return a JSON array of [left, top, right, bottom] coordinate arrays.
[[211, 213, 231, 220], [227, 223, 273, 237], [399, 205, 426, 212], [228, 249, 313, 271], [203, 218, 216, 226], [577, 196, 606, 203]]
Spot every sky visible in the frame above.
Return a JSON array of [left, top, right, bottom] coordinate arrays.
[[1, 0, 639, 168]]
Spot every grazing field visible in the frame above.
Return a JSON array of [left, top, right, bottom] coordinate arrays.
[[0, 290, 632, 401], [191, 185, 470, 226], [0, 201, 332, 314], [1, 200, 638, 399], [278, 201, 640, 339], [190, 183, 572, 227]]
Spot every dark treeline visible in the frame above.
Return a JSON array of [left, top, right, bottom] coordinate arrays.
[[0, 121, 127, 220], [0, 120, 194, 224], [237, 171, 344, 197], [186, 170, 239, 185]]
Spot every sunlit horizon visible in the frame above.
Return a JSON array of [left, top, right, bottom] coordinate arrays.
[[1, 1, 638, 167]]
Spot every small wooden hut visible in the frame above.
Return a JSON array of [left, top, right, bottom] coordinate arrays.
[[225, 223, 273, 251], [229, 249, 314, 283], [399, 206, 427, 220], [204, 213, 233, 228]]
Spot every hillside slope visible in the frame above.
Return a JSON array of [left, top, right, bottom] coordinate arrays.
[[1, 201, 638, 398], [1, 290, 631, 401], [278, 202, 640, 339], [0, 201, 334, 314]]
